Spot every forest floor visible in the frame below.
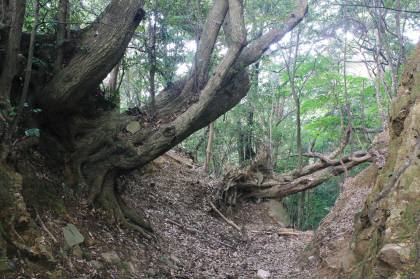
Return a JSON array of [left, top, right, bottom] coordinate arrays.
[[6, 149, 375, 279]]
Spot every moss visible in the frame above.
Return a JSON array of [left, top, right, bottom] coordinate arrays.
[[119, 261, 130, 272], [0, 164, 19, 215], [409, 247, 417, 262], [303, 243, 312, 252], [399, 199, 420, 241]]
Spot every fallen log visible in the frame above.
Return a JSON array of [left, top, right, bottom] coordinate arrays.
[[221, 150, 372, 205]]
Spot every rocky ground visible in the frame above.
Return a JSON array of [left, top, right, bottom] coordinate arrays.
[[3, 149, 375, 279]]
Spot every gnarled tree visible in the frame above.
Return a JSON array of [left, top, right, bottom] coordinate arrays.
[[0, 0, 308, 243]]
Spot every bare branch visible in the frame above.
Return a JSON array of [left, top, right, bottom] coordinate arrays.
[[238, 0, 308, 67], [331, 3, 420, 14]]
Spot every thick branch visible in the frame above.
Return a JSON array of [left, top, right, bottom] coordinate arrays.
[[155, 0, 307, 120], [195, 0, 228, 84], [38, 0, 145, 112]]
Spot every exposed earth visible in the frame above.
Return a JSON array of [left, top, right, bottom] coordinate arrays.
[[3, 148, 375, 279]]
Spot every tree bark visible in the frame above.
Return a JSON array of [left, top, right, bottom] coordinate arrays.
[[147, 6, 157, 114]]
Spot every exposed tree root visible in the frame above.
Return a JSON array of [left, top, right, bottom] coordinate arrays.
[[96, 172, 154, 240]]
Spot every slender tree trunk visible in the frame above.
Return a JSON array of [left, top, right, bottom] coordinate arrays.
[[108, 62, 120, 93], [6, 0, 39, 146], [193, 128, 208, 163], [286, 27, 305, 226], [54, 0, 69, 72], [298, 191, 305, 228], [147, 7, 157, 115], [293, 92, 302, 166], [108, 61, 121, 109], [0, 0, 26, 160], [374, 50, 389, 131], [0, 0, 26, 109], [204, 122, 215, 172]]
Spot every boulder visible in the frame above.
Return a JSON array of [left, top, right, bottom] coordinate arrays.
[[378, 244, 411, 269]]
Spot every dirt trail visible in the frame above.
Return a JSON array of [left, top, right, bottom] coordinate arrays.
[[124, 152, 313, 278]]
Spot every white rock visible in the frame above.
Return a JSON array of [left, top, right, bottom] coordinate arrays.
[[101, 251, 121, 264], [308, 255, 316, 263], [256, 269, 271, 279]]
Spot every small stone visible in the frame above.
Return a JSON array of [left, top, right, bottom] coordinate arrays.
[[47, 270, 64, 279], [256, 269, 271, 279], [63, 224, 84, 248], [126, 121, 141, 134], [127, 261, 136, 273], [102, 251, 121, 264], [85, 237, 96, 247], [308, 255, 316, 263], [170, 254, 181, 266]]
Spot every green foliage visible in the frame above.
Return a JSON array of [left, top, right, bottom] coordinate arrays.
[[283, 177, 340, 230], [24, 128, 40, 137]]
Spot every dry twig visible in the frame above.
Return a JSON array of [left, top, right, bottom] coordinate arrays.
[[209, 201, 241, 232]]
